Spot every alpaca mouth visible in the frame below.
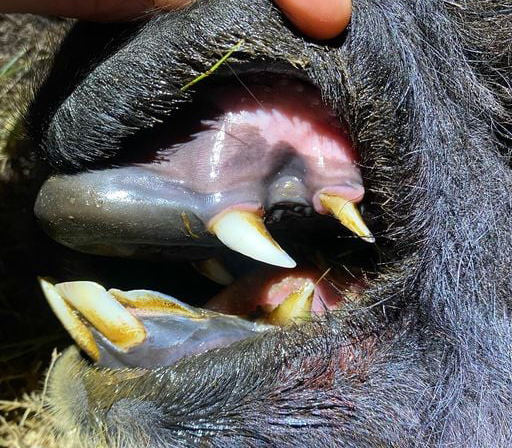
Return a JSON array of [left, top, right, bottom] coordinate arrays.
[[36, 71, 378, 369]]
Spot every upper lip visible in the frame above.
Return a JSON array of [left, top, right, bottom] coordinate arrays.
[[35, 70, 372, 260]]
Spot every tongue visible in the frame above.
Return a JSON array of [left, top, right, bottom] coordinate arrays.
[[204, 266, 364, 315]]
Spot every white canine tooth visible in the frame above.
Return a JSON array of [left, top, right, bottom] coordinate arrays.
[[192, 258, 234, 285], [39, 278, 100, 361], [209, 210, 296, 268], [55, 281, 146, 351]]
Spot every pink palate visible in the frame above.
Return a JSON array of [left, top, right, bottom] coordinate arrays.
[[143, 78, 364, 211]]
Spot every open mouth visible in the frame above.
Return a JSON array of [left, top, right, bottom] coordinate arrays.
[[35, 68, 379, 369]]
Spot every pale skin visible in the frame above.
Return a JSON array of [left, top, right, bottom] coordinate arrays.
[[0, 0, 351, 39]]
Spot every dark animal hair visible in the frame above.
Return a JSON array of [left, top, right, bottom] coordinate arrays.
[[26, 0, 512, 446]]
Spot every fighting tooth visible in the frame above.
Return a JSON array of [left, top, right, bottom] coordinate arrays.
[[54, 281, 146, 351], [266, 280, 315, 326], [39, 278, 100, 361], [192, 258, 235, 285], [319, 194, 375, 243], [209, 209, 296, 268]]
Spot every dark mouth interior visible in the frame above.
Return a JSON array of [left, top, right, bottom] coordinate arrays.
[[47, 213, 380, 308]]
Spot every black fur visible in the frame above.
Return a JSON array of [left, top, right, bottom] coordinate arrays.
[[27, 0, 512, 446]]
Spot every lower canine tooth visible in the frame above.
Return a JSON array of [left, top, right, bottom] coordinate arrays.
[[319, 194, 375, 243], [39, 278, 100, 361], [192, 258, 234, 285], [209, 209, 296, 268], [265, 280, 315, 326], [54, 281, 146, 351]]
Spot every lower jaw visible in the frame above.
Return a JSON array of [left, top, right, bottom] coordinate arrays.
[[39, 234, 374, 370]]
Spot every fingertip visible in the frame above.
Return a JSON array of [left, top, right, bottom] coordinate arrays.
[[275, 0, 352, 40]]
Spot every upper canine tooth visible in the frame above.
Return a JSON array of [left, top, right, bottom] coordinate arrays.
[[192, 258, 235, 285], [319, 194, 375, 243], [209, 209, 296, 268], [265, 279, 315, 326], [39, 278, 100, 361], [54, 281, 146, 351]]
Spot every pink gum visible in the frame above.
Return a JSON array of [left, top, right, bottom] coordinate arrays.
[[312, 184, 366, 215]]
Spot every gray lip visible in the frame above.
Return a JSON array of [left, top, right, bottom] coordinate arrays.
[[94, 313, 269, 369], [92, 289, 272, 369], [34, 166, 220, 259]]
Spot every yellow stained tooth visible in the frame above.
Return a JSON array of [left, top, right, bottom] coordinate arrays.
[[192, 258, 234, 286], [266, 280, 315, 326], [39, 278, 100, 361], [109, 289, 201, 318], [319, 194, 375, 243], [55, 281, 146, 351], [209, 209, 296, 268]]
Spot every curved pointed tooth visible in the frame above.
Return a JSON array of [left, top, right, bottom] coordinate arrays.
[[209, 210, 296, 268], [266, 280, 315, 326], [192, 258, 235, 286], [55, 281, 146, 351], [319, 194, 375, 243], [39, 278, 100, 361]]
